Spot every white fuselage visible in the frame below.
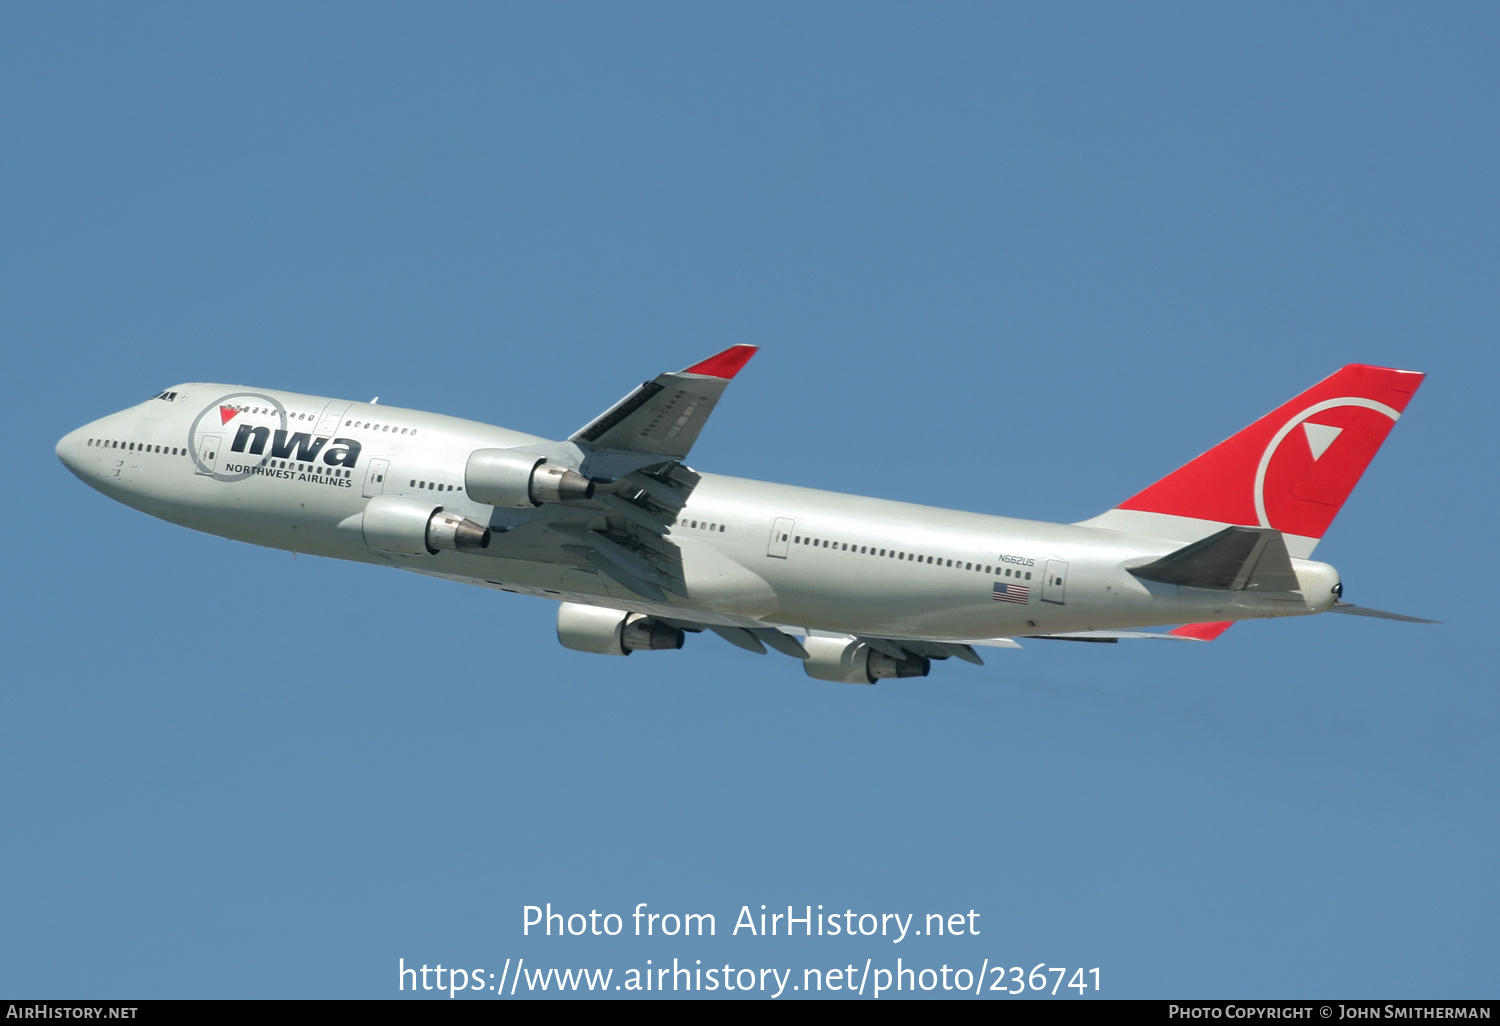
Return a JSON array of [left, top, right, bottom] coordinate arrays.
[[56, 384, 1340, 641]]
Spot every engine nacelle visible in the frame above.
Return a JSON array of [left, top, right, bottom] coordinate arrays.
[[466, 449, 594, 508], [556, 602, 685, 656], [362, 495, 491, 556], [802, 636, 930, 684], [425, 510, 491, 553]]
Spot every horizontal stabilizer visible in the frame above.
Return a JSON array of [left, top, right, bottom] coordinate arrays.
[[1129, 526, 1300, 592], [1328, 602, 1439, 623]]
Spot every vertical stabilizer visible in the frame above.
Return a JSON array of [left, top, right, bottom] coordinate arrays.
[[1077, 364, 1423, 557]]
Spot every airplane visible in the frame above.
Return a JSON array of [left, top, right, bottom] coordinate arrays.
[[54, 348, 1434, 683]]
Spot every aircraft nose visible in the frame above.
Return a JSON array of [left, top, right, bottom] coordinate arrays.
[[56, 425, 86, 473], [56, 417, 110, 479]]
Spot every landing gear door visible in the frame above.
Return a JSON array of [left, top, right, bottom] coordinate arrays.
[[362, 458, 390, 498], [1042, 559, 1069, 604], [197, 435, 222, 476], [767, 517, 795, 558]]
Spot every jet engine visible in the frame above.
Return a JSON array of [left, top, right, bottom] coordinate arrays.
[[361, 495, 491, 556], [466, 449, 594, 507], [556, 602, 685, 656], [802, 636, 930, 684]]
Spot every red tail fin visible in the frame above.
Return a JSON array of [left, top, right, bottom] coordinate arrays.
[[1082, 365, 1423, 555]]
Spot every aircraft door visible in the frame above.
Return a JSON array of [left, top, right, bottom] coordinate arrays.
[[362, 458, 390, 498], [1041, 559, 1069, 604], [767, 517, 795, 558], [315, 402, 351, 436], [197, 435, 222, 476]]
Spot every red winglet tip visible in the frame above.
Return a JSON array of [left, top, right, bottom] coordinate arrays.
[[683, 345, 758, 379], [1169, 621, 1234, 641]]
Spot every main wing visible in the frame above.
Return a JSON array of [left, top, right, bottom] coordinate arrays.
[[466, 346, 759, 605], [570, 345, 757, 463]]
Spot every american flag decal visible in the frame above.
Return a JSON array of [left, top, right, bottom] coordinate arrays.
[[992, 582, 1030, 604]]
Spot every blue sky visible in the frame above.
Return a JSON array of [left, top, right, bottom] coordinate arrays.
[[2, 2, 1495, 999]]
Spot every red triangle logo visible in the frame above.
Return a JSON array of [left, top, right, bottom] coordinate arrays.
[[219, 406, 239, 425]]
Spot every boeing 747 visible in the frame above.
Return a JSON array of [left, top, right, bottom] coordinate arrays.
[[56, 348, 1431, 683]]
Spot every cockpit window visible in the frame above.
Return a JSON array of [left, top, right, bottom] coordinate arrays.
[[154, 391, 178, 401]]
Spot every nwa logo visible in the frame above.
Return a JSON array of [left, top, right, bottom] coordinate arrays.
[[190, 391, 361, 482], [229, 423, 361, 467]]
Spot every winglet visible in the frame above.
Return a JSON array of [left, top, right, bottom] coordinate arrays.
[[683, 345, 758, 379], [1168, 621, 1234, 641]]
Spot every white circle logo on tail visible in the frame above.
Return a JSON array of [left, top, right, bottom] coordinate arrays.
[[1252, 397, 1401, 530], [189, 393, 288, 482]]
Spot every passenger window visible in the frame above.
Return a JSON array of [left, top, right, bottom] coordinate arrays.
[[1025, 572, 1032, 580]]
